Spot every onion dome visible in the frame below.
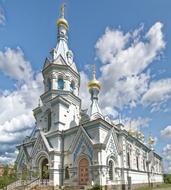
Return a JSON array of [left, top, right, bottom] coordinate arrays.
[[56, 4, 69, 30], [88, 65, 101, 90], [128, 128, 136, 136], [148, 136, 155, 145]]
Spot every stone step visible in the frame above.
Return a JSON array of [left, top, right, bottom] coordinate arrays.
[[13, 186, 26, 190], [63, 186, 86, 190], [30, 186, 53, 190]]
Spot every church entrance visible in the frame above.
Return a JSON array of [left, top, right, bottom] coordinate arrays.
[[41, 158, 49, 179], [79, 158, 89, 185]]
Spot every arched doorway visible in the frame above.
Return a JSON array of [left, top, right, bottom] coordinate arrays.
[[41, 158, 49, 179], [79, 158, 89, 185]]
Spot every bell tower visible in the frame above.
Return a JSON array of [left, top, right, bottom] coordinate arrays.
[[33, 4, 81, 132]]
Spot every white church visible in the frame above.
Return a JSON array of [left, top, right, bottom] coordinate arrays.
[[16, 5, 163, 190]]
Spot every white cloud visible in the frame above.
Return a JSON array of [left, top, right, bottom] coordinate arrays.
[[79, 71, 90, 109], [163, 144, 171, 173], [119, 117, 150, 130], [80, 22, 166, 116], [0, 47, 33, 82], [94, 22, 165, 115], [96, 28, 130, 64], [0, 47, 43, 164], [161, 125, 171, 140], [0, 7, 5, 26], [142, 79, 171, 111]]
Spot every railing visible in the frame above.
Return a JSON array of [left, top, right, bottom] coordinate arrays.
[[0, 180, 26, 190], [1, 179, 53, 190], [25, 179, 53, 190], [25, 178, 40, 190]]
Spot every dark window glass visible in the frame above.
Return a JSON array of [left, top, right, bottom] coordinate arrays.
[[70, 82, 75, 92], [143, 159, 146, 171], [58, 78, 64, 89], [48, 112, 51, 130], [127, 152, 130, 168], [65, 167, 69, 179], [136, 156, 139, 170], [47, 79, 51, 90], [109, 160, 113, 180]]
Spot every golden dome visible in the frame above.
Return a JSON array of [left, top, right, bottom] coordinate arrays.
[[88, 79, 101, 90], [57, 18, 69, 29], [128, 128, 136, 136], [88, 65, 101, 90], [148, 136, 155, 145]]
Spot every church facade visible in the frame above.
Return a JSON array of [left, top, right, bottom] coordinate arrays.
[[16, 6, 163, 190]]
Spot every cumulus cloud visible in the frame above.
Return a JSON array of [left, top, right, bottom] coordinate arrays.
[[0, 47, 33, 82], [142, 79, 171, 111], [119, 117, 150, 130], [0, 47, 43, 164], [79, 71, 90, 109], [163, 144, 171, 173], [0, 7, 5, 26], [161, 125, 171, 140], [80, 22, 166, 117]]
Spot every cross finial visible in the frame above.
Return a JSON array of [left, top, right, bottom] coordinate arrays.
[[92, 64, 96, 80], [60, 3, 65, 18]]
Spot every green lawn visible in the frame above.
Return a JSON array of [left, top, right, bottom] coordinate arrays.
[[136, 183, 171, 190]]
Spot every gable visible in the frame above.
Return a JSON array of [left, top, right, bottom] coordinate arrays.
[[54, 54, 67, 66], [30, 132, 52, 158], [105, 127, 121, 155], [106, 134, 117, 155], [16, 146, 28, 169], [69, 126, 94, 162]]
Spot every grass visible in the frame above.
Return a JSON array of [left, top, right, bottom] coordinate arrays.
[[136, 183, 171, 190], [0, 175, 17, 189]]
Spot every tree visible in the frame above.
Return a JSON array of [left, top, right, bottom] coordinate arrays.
[[164, 174, 171, 184], [3, 165, 9, 177]]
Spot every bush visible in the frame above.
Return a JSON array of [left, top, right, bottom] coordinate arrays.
[[163, 174, 171, 184], [88, 184, 101, 190]]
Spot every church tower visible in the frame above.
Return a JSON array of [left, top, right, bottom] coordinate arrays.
[[33, 5, 81, 131]]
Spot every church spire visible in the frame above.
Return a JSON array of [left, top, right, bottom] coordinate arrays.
[[88, 65, 103, 120], [44, 4, 78, 73]]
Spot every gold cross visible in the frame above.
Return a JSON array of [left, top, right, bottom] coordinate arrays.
[[60, 3, 65, 18]]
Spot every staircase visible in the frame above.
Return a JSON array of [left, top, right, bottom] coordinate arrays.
[[62, 185, 91, 190]]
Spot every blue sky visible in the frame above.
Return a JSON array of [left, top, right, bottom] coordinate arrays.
[[0, 0, 171, 173]]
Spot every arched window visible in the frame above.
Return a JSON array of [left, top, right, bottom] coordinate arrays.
[[143, 159, 146, 171], [58, 78, 64, 90], [47, 78, 51, 90], [136, 156, 139, 170], [65, 166, 70, 179], [127, 152, 130, 168], [109, 160, 114, 180], [70, 81, 75, 92], [48, 112, 51, 131]]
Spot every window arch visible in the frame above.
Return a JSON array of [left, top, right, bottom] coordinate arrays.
[[109, 160, 114, 180], [58, 78, 64, 90], [70, 81, 75, 92], [47, 78, 51, 90]]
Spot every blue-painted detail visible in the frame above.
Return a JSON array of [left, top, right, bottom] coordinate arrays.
[[73, 134, 93, 162]]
